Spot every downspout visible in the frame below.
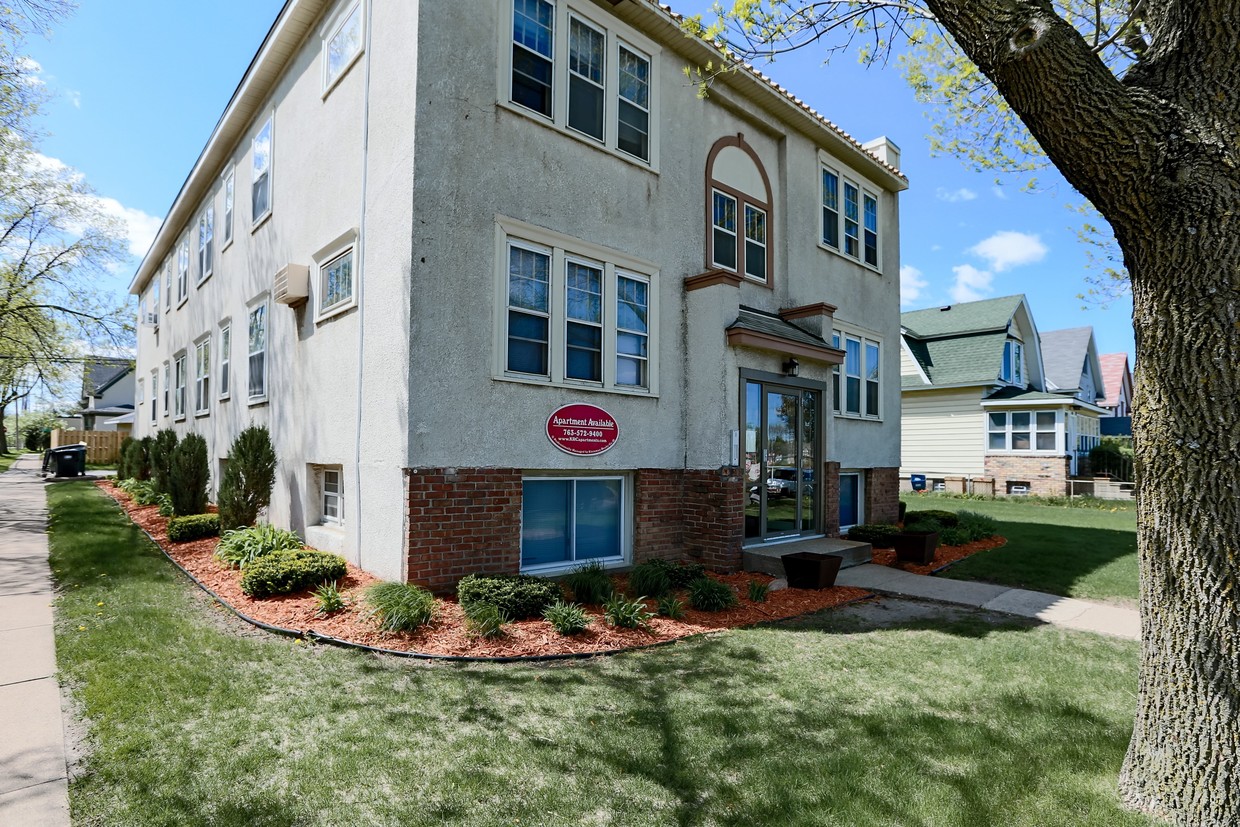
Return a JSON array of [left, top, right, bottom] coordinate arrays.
[[352, 0, 373, 572]]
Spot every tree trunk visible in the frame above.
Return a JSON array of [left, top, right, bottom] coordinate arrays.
[[0, 401, 8, 454], [917, 2, 1240, 823]]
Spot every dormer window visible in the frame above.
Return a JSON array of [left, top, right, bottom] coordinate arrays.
[[706, 134, 773, 285], [1001, 340, 1024, 384]]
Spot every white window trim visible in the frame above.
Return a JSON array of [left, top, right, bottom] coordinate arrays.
[[218, 320, 232, 400], [319, 466, 344, 526], [519, 474, 631, 575], [150, 369, 158, 422], [221, 166, 235, 250], [321, 0, 364, 97], [313, 229, 360, 322], [197, 204, 214, 286], [832, 324, 883, 421], [162, 361, 170, 418], [176, 238, 190, 308], [246, 295, 270, 405], [251, 114, 274, 231], [163, 263, 172, 311], [498, 0, 661, 171], [818, 153, 882, 272], [493, 215, 659, 397], [193, 336, 211, 417], [985, 408, 1062, 454], [173, 352, 187, 421]]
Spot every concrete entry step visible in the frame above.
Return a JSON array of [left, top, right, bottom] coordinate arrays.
[[742, 537, 873, 577]]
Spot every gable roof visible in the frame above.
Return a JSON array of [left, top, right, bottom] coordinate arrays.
[[1039, 327, 1094, 392], [83, 357, 133, 399], [1098, 353, 1131, 406], [900, 295, 1024, 339], [900, 295, 1028, 388]]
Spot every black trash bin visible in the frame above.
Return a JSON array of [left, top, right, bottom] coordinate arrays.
[[45, 444, 87, 477]]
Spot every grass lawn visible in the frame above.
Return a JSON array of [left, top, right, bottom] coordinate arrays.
[[51, 482, 1154, 827], [903, 495, 1139, 606], [0, 450, 21, 473]]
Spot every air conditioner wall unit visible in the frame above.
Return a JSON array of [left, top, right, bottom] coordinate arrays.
[[274, 263, 310, 306]]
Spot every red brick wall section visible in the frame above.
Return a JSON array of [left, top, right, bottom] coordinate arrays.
[[823, 461, 841, 537], [405, 467, 522, 594], [633, 468, 685, 564], [864, 467, 900, 525], [983, 454, 1072, 496], [682, 468, 745, 572]]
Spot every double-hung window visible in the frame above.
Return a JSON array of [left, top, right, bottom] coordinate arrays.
[[162, 362, 170, 418], [500, 220, 656, 393], [176, 240, 189, 304], [989, 410, 1058, 452], [197, 206, 214, 283], [150, 370, 158, 422], [194, 339, 210, 415], [835, 331, 881, 419], [248, 301, 268, 401], [321, 468, 342, 525], [508, 0, 655, 164], [821, 161, 880, 269], [707, 135, 771, 284], [164, 263, 172, 311], [222, 170, 234, 246], [252, 117, 273, 225], [219, 323, 231, 399], [173, 354, 186, 419]]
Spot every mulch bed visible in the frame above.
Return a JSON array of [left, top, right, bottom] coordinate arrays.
[[98, 480, 871, 659], [869, 536, 1008, 576]]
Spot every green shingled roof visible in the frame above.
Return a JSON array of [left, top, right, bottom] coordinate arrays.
[[901, 295, 1024, 339]]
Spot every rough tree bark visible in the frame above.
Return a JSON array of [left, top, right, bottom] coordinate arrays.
[[921, 1, 1240, 824]]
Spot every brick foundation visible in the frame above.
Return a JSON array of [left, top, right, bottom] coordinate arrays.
[[984, 454, 1072, 496], [823, 461, 841, 537], [864, 467, 900, 525], [405, 466, 747, 593]]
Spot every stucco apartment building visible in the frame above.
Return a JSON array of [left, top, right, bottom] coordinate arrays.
[[129, 0, 907, 589]]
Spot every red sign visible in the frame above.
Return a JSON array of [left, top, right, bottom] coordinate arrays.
[[546, 403, 619, 456]]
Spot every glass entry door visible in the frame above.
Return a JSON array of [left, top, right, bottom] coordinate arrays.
[[743, 380, 820, 542]]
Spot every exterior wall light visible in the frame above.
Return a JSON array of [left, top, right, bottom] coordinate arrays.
[[782, 357, 800, 377]]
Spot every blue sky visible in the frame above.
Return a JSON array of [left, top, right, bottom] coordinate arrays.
[[23, 0, 1134, 364]]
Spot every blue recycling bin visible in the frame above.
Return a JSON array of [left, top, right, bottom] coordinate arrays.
[[910, 474, 927, 492]]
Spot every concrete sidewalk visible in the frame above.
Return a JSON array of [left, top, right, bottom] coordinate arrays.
[[0, 454, 69, 826], [836, 563, 1141, 640]]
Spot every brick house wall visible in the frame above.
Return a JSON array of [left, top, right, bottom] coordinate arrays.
[[681, 468, 745, 571], [823, 461, 841, 537], [864, 466, 900, 525], [984, 454, 1072, 496]]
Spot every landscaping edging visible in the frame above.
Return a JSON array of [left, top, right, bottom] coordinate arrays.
[[98, 482, 875, 663]]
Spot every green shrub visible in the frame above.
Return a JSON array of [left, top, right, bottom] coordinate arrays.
[[119, 437, 151, 482], [602, 594, 654, 630], [456, 574, 561, 620], [464, 602, 508, 638], [240, 549, 348, 598], [166, 513, 220, 543], [627, 561, 673, 598], [215, 523, 304, 569], [846, 523, 901, 547], [688, 577, 738, 612], [119, 478, 161, 505], [747, 579, 769, 603], [657, 595, 686, 620], [642, 558, 705, 588], [562, 561, 614, 604], [939, 511, 1000, 546], [150, 429, 179, 495], [312, 581, 347, 617], [543, 600, 590, 635], [169, 433, 209, 516], [216, 426, 277, 530], [365, 582, 437, 631], [905, 509, 960, 528], [117, 436, 134, 479]]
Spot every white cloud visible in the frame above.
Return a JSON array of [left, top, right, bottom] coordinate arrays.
[[17, 56, 44, 86], [950, 264, 993, 302], [900, 265, 929, 308], [935, 186, 977, 203], [969, 230, 1047, 272], [68, 90, 81, 109], [991, 186, 1008, 200]]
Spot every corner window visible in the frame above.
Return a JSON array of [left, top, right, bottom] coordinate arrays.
[[499, 220, 656, 393], [173, 353, 186, 419], [507, 0, 656, 164], [835, 331, 881, 419], [194, 338, 210, 415], [706, 135, 773, 284], [821, 161, 880, 269], [323, 1, 363, 92], [222, 169, 235, 246], [248, 301, 268, 401], [988, 410, 1058, 452], [219, 323, 231, 399], [197, 205, 214, 283], [319, 248, 354, 315], [520, 476, 626, 571], [252, 117, 273, 225]]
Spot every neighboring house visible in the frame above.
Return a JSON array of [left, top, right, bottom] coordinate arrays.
[[1098, 352, 1134, 435], [900, 296, 1107, 496], [128, 0, 907, 590], [65, 357, 135, 431]]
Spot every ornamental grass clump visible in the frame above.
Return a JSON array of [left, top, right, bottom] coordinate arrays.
[[464, 602, 508, 639], [215, 523, 304, 569], [627, 561, 673, 598], [562, 561, 614, 604], [656, 594, 686, 620], [312, 581, 347, 617], [747, 579, 769, 603], [602, 594, 655, 631], [688, 577, 738, 612], [365, 582, 437, 632], [456, 574, 561, 620], [542, 600, 590, 635], [240, 549, 347, 598]]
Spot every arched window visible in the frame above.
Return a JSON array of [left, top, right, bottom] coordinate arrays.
[[705, 134, 773, 285]]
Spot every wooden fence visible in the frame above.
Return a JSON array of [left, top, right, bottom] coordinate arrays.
[[50, 429, 124, 464]]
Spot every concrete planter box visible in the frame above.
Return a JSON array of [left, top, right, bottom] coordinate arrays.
[[782, 552, 844, 590], [894, 531, 939, 565]]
